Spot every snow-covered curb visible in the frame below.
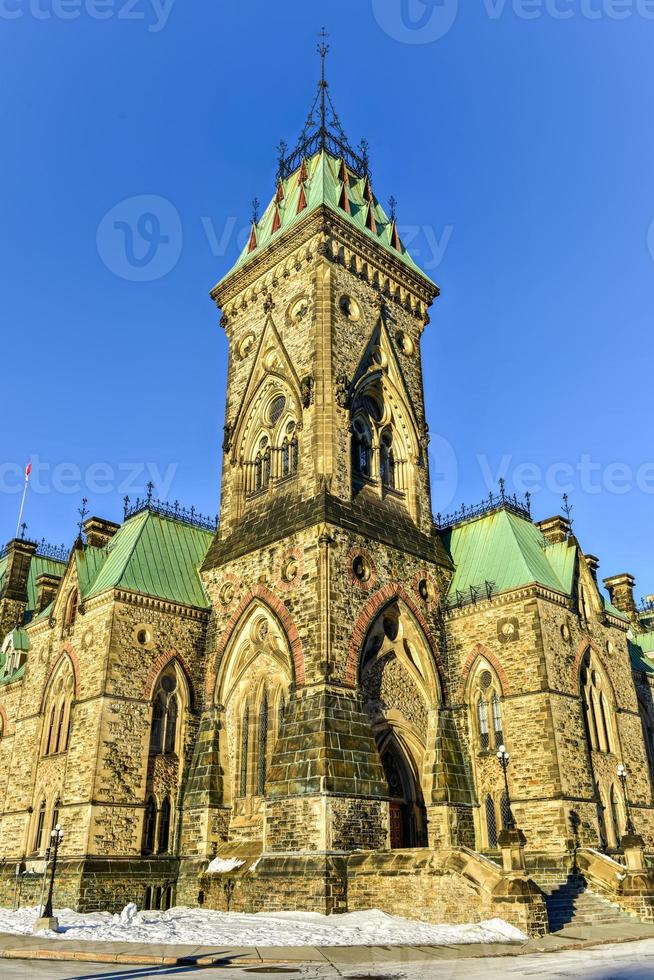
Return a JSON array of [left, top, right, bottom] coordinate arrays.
[[0, 905, 526, 948]]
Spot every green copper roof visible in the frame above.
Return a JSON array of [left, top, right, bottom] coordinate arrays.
[[86, 509, 213, 609], [444, 509, 574, 598], [219, 149, 436, 289], [629, 638, 654, 674], [633, 631, 654, 656]]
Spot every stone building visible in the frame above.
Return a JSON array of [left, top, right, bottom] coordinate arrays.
[[1, 75, 654, 935]]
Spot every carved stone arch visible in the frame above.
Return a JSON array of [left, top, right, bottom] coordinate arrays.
[[40, 647, 80, 712], [572, 638, 611, 695], [231, 317, 302, 453], [459, 644, 511, 701], [142, 652, 195, 708], [206, 585, 305, 700], [346, 583, 444, 691], [210, 592, 296, 808], [0, 702, 8, 738]]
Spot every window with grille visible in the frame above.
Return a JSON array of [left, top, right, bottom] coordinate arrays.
[[257, 692, 268, 796], [239, 706, 249, 798], [477, 695, 490, 751], [269, 395, 286, 425], [491, 693, 503, 748], [34, 801, 46, 853], [142, 796, 157, 854], [485, 795, 498, 848], [158, 797, 171, 853]]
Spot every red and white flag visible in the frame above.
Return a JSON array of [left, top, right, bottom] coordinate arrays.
[[25, 461, 32, 480]]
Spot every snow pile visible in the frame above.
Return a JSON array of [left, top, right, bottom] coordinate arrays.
[[206, 857, 245, 874], [0, 905, 526, 948]]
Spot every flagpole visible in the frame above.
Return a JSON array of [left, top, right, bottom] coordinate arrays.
[[15, 463, 31, 538]]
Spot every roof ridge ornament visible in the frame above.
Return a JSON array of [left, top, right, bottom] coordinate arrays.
[[280, 29, 370, 180]]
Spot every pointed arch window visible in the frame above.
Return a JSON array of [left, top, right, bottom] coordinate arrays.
[[63, 589, 78, 634], [142, 796, 157, 855], [164, 696, 178, 755], [51, 798, 60, 837], [42, 661, 74, 757], [254, 453, 263, 493], [580, 652, 616, 755], [380, 430, 395, 489], [477, 694, 490, 752], [491, 693, 504, 748], [34, 800, 46, 853], [149, 668, 182, 758], [485, 794, 498, 848], [158, 797, 171, 854], [45, 704, 57, 756], [257, 690, 269, 796], [239, 704, 249, 798], [470, 664, 505, 756], [610, 784, 622, 846]]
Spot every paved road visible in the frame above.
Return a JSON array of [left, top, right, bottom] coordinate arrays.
[[2, 938, 654, 979]]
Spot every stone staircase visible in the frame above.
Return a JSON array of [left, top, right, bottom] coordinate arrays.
[[542, 873, 634, 932]]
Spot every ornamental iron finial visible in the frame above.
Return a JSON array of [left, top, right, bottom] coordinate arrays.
[[359, 138, 370, 177], [251, 197, 260, 226], [277, 139, 287, 180], [77, 497, 89, 539], [562, 493, 574, 528], [280, 34, 370, 181], [318, 27, 330, 136], [388, 195, 397, 222]]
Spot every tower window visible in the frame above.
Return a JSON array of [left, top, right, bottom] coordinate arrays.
[[477, 694, 490, 752], [269, 395, 286, 425]]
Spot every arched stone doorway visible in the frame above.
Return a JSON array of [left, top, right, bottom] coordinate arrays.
[[358, 597, 442, 850], [379, 734, 428, 849]]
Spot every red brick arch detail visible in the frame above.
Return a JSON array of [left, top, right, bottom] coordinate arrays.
[[40, 645, 81, 711], [142, 652, 196, 708], [345, 583, 445, 691], [205, 585, 305, 699], [459, 644, 511, 700]]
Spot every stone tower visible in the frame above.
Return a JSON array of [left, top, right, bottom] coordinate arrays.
[[179, 57, 474, 908]]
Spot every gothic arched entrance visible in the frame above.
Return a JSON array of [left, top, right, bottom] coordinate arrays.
[[379, 734, 428, 849]]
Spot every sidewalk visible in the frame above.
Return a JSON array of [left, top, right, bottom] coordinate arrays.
[[1, 919, 654, 967]]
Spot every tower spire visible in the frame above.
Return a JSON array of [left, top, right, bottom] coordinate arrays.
[[280, 30, 370, 180], [318, 27, 329, 145]]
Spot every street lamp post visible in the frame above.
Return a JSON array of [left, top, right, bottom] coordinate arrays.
[[496, 744, 516, 831], [617, 764, 636, 837], [42, 825, 64, 921]]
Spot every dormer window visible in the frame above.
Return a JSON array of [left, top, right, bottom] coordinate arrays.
[[62, 589, 78, 637]]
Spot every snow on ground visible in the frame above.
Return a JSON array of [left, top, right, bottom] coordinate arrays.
[[206, 857, 245, 873], [0, 904, 527, 948]]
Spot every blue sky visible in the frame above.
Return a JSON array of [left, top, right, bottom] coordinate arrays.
[[1, 1, 652, 597]]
